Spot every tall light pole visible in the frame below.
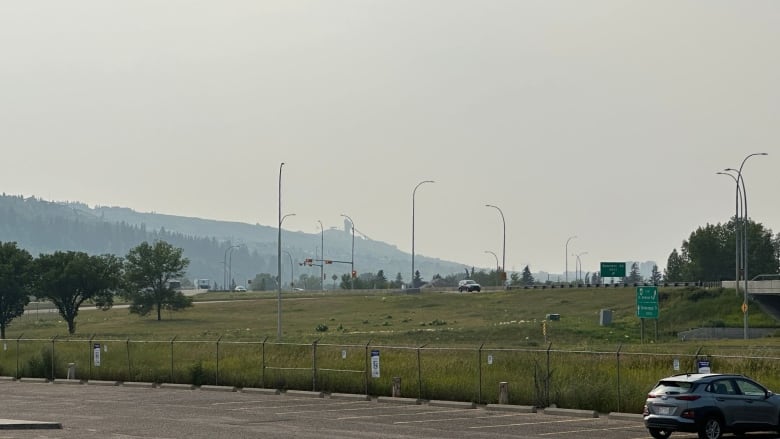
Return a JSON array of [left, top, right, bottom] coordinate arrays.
[[412, 180, 434, 289], [565, 235, 577, 284], [228, 244, 243, 290], [341, 214, 355, 290], [317, 220, 324, 290], [282, 250, 294, 289], [277, 162, 285, 341], [485, 250, 499, 286], [573, 251, 588, 282], [717, 171, 742, 297], [726, 152, 768, 339], [223, 244, 239, 290], [485, 204, 506, 284]]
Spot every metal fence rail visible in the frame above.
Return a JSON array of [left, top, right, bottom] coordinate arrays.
[[2, 337, 779, 413]]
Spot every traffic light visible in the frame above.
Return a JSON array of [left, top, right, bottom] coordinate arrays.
[[304, 258, 313, 266], [351, 270, 357, 278], [325, 260, 332, 264]]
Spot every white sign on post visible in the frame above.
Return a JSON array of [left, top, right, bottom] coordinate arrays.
[[370, 349, 380, 378], [93, 343, 101, 367], [487, 355, 493, 365]]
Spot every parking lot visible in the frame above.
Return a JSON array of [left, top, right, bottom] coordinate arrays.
[[0, 380, 709, 438]]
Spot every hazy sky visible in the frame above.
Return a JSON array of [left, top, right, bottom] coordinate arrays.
[[1, 1, 778, 276]]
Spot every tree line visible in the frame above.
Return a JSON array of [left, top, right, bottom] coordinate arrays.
[[0, 240, 191, 338]]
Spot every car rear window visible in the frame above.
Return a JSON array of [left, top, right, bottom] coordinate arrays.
[[651, 380, 695, 395]]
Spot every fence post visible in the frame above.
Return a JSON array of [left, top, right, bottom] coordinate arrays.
[[261, 336, 268, 388], [312, 339, 319, 392], [417, 344, 426, 400], [89, 334, 95, 381], [126, 338, 131, 380], [50, 335, 58, 380], [216, 336, 222, 386], [499, 381, 509, 405], [477, 343, 484, 405], [616, 343, 623, 413], [170, 336, 177, 383], [546, 342, 552, 407], [15, 333, 23, 379], [364, 339, 372, 397]]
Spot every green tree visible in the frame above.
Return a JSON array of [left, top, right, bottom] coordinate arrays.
[[521, 265, 534, 286], [123, 241, 192, 321], [626, 262, 643, 284], [664, 249, 687, 282], [374, 270, 388, 289], [0, 242, 34, 339], [413, 270, 423, 288], [34, 251, 122, 334], [510, 272, 520, 286], [591, 272, 601, 285], [650, 264, 663, 284]]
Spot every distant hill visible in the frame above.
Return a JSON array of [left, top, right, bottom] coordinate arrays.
[[0, 194, 467, 287]]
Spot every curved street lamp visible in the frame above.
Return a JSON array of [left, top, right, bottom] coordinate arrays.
[[485, 204, 506, 283], [223, 244, 239, 290], [573, 251, 588, 283], [565, 235, 577, 284], [341, 214, 355, 289], [725, 152, 768, 339], [228, 244, 244, 291], [412, 180, 434, 288], [485, 250, 499, 286], [277, 162, 286, 341], [717, 171, 743, 298]]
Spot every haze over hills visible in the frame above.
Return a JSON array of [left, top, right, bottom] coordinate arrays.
[[0, 194, 660, 286], [0, 194, 470, 287]]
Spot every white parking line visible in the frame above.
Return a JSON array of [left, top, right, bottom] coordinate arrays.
[[538, 425, 642, 435], [394, 413, 533, 425], [338, 408, 477, 420], [470, 418, 599, 429]]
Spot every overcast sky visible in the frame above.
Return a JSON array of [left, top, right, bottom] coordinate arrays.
[[1, 1, 778, 276]]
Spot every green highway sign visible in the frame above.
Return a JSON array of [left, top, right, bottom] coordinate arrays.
[[636, 286, 659, 319], [600, 262, 626, 277]]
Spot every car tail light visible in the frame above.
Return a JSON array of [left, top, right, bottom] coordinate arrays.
[[642, 405, 649, 416], [674, 395, 701, 401]]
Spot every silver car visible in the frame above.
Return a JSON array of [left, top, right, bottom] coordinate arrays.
[[643, 373, 780, 439]]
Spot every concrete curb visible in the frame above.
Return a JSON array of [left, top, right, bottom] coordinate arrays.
[[121, 382, 156, 388], [543, 407, 599, 418], [52, 379, 83, 385], [17, 378, 49, 384], [0, 419, 62, 430], [86, 380, 120, 386], [0, 376, 16, 381], [158, 383, 195, 390], [240, 387, 279, 395], [608, 412, 643, 422], [377, 396, 420, 405], [200, 385, 237, 392], [428, 400, 476, 409], [328, 393, 371, 401], [283, 390, 324, 398], [486, 404, 536, 413]]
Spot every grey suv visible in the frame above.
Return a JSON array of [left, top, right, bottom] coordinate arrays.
[[643, 373, 780, 439]]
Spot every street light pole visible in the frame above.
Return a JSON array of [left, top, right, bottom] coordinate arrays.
[[277, 162, 285, 341], [341, 214, 355, 290], [565, 235, 577, 284], [228, 244, 241, 290], [317, 220, 324, 290], [412, 180, 434, 289], [485, 204, 506, 284], [222, 245, 237, 290], [726, 152, 768, 340], [717, 171, 743, 297], [573, 251, 588, 283], [485, 250, 499, 286], [282, 250, 294, 289]]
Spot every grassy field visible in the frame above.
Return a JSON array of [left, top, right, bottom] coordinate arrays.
[[11, 285, 780, 347], [5, 286, 780, 413]]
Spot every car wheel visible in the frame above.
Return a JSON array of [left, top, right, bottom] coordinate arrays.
[[648, 428, 672, 439], [475, 287, 481, 292], [698, 416, 722, 439]]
